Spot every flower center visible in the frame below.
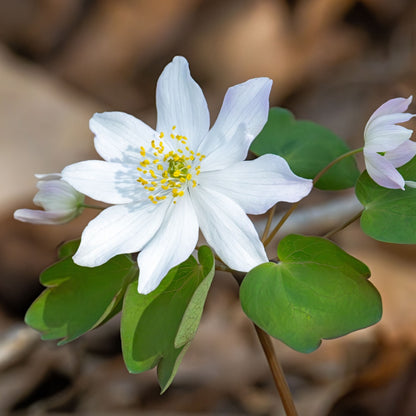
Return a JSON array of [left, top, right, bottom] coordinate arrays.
[[137, 126, 205, 204]]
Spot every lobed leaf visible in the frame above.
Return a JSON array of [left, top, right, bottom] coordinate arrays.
[[25, 240, 137, 345], [356, 158, 416, 243], [240, 234, 381, 353], [250, 107, 359, 190], [121, 246, 215, 392]]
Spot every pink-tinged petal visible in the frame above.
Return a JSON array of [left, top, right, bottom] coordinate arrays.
[[156, 56, 209, 150], [384, 140, 416, 168], [364, 150, 405, 190], [62, 160, 143, 204], [198, 77, 272, 171], [34, 180, 83, 211], [199, 154, 312, 215], [73, 201, 169, 267], [137, 195, 199, 294], [191, 186, 268, 271], [364, 124, 413, 152], [91, 112, 158, 163], [366, 96, 412, 126], [14, 209, 76, 225], [35, 173, 62, 180]]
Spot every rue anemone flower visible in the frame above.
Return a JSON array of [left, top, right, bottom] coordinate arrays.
[[14, 173, 84, 225], [363, 96, 416, 190], [62, 56, 312, 294]]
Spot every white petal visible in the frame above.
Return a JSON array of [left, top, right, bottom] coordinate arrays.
[[364, 124, 413, 152], [199, 154, 312, 214], [35, 173, 62, 180], [191, 186, 268, 271], [73, 201, 169, 267], [14, 208, 76, 225], [366, 96, 412, 126], [91, 112, 158, 163], [405, 181, 416, 188], [62, 160, 142, 204], [34, 180, 82, 211], [137, 194, 199, 294], [384, 140, 416, 168], [198, 77, 272, 171], [364, 150, 405, 190], [156, 56, 209, 150]]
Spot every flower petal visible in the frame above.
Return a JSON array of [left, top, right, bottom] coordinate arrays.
[[366, 96, 412, 126], [364, 150, 405, 190], [14, 209, 76, 225], [198, 77, 272, 171], [34, 180, 82, 211], [62, 160, 142, 204], [156, 56, 209, 150], [199, 154, 312, 214], [364, 122, 414, 153], [73, 201, 169, 267], [137, 195, 199, 294], [191, 186, 268, 271], [384, 140, 416, 168], [91, 112, 158, 163]]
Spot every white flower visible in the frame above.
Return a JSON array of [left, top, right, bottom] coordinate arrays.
[[14, 173, 84, 225], [62, 56, 312, 294], [363, 96, 416, 190]]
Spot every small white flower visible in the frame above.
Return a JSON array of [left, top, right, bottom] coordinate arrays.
[[14, 174, 84, 225], [363, 96, 416, 190], [62, 56, 312, 294]]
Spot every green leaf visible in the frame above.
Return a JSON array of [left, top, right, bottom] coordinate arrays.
[[250, 107, 359, 190], [356, 158, 416, 243], [121, 246, 215, 392], [240, 234, 381, 353], [25, 241, 137, 345]]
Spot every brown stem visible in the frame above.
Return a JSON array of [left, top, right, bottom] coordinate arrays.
[[254, 325, 298, 416]]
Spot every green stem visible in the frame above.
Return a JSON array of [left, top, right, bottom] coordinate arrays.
[[313, 147, 363, 185], [263, 147, 363, 247], [261, 205, 276, 242], [323, 209, 363, 239], [80, 203, 106, 210]]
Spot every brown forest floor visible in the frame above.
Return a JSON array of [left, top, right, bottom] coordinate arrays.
[[1, 1, 416, 415]]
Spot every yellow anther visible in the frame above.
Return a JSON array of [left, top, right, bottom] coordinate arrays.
[[162, 185, 169, 190], [170, 133, 175, 139], [140, 146, 146, 157], [178, 190, 184, 197], [159, 132, 164, 138], [157, 164, 164, 171], [186, 173, 192, 180], [173, 170, 181, 177], [172, 125, 176, 130], [161, 178, 167, 184], [192, 180, 197, 187]]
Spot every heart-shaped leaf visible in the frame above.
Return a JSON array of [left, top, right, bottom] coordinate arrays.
[[121, 246, 215, 392], [356, 158, 416, 243], [25, 240, 137, 345], [250, 107, 359, 190], [240, 234, 381, 353]]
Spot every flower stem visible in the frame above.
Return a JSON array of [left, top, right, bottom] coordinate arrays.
[[263, 202, 299, 247], [232, 272, 298, 415], [261, 205, 276, 242], [323, 208, 363, 239], [262, 147, 363, 247], [254, 325, 298, 416], [313, 147, 363, 185], [80, 203, 106, 210]]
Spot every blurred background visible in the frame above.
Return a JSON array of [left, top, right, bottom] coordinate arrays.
[[1, 0, 416, 415]]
